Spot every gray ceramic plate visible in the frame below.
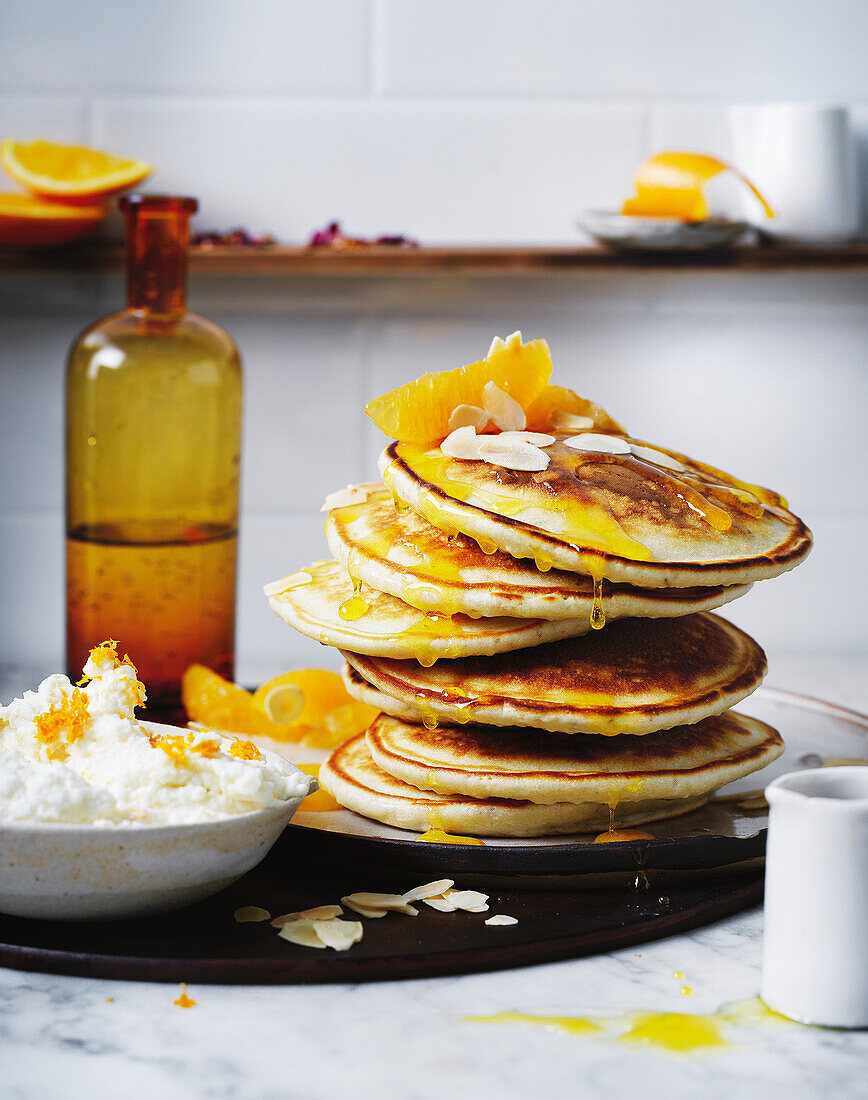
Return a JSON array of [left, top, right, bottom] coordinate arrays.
[[578, 210, 748, 252]]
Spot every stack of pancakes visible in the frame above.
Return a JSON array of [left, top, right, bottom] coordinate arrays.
[[265, 363, 812, 839]]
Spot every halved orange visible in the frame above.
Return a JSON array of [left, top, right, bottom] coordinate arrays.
[[252, 669, 377, 749], [621, 151, 774, 222], [365, 333, 554, 443], [0, 192, 105, 248], [0, 139, 152, 205], [181, 664, 290, 740]]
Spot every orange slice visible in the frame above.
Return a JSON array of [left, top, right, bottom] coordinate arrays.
[[621, 151, 774, 222], [365, 332, 553, 443], [181, 664, 289, 739], [252, 669, 377, 749], [523, 383, 626, 434], [0, 139, 151, 205], [0, 192, 105, 248]]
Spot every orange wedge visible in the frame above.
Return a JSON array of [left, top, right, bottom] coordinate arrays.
[[366, 333, 553, 443], [0, 139, 151, 205], [253, 669, 377, 749], [181, 664, 290, 739], [621, 151, 774, 222], [0, 192, 105, 248], [524, 383, 625, 434]]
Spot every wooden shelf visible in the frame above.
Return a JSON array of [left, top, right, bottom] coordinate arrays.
[[3, 242, 868, 276]]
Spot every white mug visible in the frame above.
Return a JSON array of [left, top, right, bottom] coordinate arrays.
[[727, 103, 861, 243], [762, 767, 868, 1028]]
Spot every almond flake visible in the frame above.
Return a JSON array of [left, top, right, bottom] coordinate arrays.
[[496, 431, 556, 447], [271, 905, 343, 927], [277, 920, 327, 949], [313, 918, 364, 951], [466, 904, 491, 913], [562, 433, 631, 455], [629, 443, 685, 472], [402, 879, 455, 903], [443, 889, 489, 911], [342, 901, 388, 919], [263, 571, 313, 597], [477, 436, 549, 472], [423, 897, 457, 913], [441, 426, 483, 461], [485, 914, 518, 926], [550, 411, 595, 432], [234, 906, 271, 924], [482, 382, 526, 432], [342, 892, 419, 916], [448, 404, 489, 432], [320, 482, 380, 513]]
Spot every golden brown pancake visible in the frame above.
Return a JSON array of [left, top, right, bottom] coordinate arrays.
[[265, 559, 599, 660], [366, 710, 783, 805], [320, 733, 710, 837], [342, 613, 767, 736], [379, 434, 812, 588], [325, 484, 753, 624]]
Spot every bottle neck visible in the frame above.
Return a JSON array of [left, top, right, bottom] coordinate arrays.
[[123, 202, 193, 318]]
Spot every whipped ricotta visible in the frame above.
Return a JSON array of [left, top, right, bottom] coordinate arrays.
[[0, 642, 309, 825]]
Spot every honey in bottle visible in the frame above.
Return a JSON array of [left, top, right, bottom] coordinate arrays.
[[65, 195, 242, 710]]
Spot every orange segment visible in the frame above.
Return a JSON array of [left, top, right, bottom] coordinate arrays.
[[0, 192, 105, 248], [0, 139, 151, 205], [365, 332, 553, 443], [181, 664, 289, 739], [524, 383, 626, 434], [252, 669, 377, 749], [621, 151, 774, 222], [296, 764, 343, 812]]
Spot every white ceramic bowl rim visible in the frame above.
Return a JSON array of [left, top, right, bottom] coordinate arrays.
[[766, 766, 868, 810]]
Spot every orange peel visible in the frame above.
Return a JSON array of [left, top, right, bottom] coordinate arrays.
[[621, 151, 774, 222]]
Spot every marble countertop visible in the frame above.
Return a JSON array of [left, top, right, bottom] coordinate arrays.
[[1, 656, 866, 1100]]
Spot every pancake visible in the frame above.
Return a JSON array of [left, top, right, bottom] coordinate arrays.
[[379, 434, 812, 588], [320, 733, 710, 837], [325, 484, 753, 624], [342, 612, 767, 736], [264, 559, 594, 661], [366, 710, 783, 805]]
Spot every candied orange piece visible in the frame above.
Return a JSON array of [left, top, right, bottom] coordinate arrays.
[[523, 384, 626, 434], [621, 151, 774, 222], [181, 664, 288, 739], [365, 332, 553, 443]]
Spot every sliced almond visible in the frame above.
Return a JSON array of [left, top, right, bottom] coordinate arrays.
[[277, 920, 327, 949], [262, 683, 304, 726], [629, 443, 685, 472], [448, 404, 489, 432], [314, 918, 364, 951], [342, 892, 419, 916], [441, 426, 483, 461], [550, 410, 595, 432], [320, 482, 380, 513], [485, 914, 518, 926], [423, 897, 457, 913], [263, 571, 313, 597], [466, 904, 490, 913], [477, 436, 549, 472], [234, 906, 271, 924], [562, 433, 631, 455], [443, 889, 489, 911], [341, 900, 388, 919], [482, 382, 526, 432], [271, 905, 343, 927], [402, 879, 455, 903], [496, 430, 556, 447]]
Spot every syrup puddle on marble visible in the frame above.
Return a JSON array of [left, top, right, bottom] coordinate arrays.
[[464, 996, 792, 1055]]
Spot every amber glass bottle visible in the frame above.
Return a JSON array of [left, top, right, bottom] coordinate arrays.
[[65, 195, 242, 709]]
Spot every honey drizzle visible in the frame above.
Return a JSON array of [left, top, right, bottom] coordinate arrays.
[[338, 549, 370, 622], [590, 575, 605, 630], [416, 807, 485, 845]]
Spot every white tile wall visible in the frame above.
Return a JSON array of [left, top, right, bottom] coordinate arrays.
[[0, 0, 865, 682]]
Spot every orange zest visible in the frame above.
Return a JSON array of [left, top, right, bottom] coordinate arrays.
[[365, 333, 553, 443], [0, 192, 105, 249], [33, 687, 91, 761], [0, 139, 151, 204], [229, 738, 262, 761], [621, 151, 774, 222], [174, 983, 196, 1008]]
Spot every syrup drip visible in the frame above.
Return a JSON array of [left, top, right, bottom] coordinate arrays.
[[338, 550, 370, 621], [415, 698, 440, 730], [590, 575, 606, 630], [416, 808, 485, 845]]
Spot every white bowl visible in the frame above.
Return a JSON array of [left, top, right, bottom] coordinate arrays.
[[0, 744, 313, 921]]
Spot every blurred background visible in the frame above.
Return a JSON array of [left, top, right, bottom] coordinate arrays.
[[0, 0, 866, 685]]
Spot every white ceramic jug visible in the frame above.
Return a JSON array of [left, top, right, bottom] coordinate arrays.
[[728, 103, 861, 243], [762, 767, 868, 1028]]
